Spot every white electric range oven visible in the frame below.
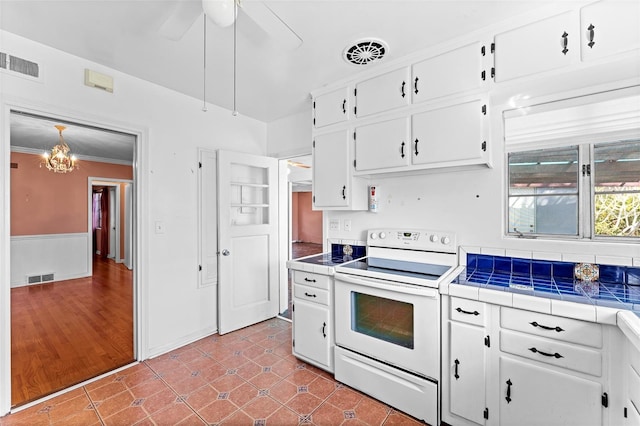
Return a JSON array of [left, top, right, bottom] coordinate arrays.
[[333, 229, 459, 425]]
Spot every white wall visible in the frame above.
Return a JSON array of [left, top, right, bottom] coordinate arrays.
[[0, 30, 268, 412], [267, 109, 311, 158]]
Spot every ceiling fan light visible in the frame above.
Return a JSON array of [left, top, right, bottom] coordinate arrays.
[[202, 0, 237, 28]]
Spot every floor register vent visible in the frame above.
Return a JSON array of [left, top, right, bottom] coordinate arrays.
[[0, 51, 40, 78], [27, 273, 55, 284]]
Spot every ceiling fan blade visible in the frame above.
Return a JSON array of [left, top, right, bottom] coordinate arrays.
[[158, 0, 203, 41], [240, 1, 302, 50]]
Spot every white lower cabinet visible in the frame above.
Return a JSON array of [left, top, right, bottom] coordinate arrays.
[[450, 321, 487, 424], [291, 270, 334, 372], [499, 356, 603, 426], [442, 297, 613, 426], [624, 335, 640, 425], [292, 299, 331, 370]]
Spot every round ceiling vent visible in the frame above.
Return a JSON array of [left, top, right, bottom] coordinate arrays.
[[343, 38, 388, 65]]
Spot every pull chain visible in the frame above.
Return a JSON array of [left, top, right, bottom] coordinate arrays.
[[232, 0, 238, 116], [202, 13, 208, 112]]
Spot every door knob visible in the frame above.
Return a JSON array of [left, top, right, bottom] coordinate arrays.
[[221, 249, 230, 256]]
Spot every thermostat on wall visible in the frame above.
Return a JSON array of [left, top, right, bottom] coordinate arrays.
[[84, 69, 114, 93]]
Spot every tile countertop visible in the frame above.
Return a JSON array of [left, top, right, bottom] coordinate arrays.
[[440, 252, 640, 352]]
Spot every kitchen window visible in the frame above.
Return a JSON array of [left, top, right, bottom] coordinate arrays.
[[504, 86, 640, 240], [507, 139, 640, 239]]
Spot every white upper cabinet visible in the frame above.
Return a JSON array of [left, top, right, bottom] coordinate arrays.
[[354, 117, 411, 172], [412, 41, 486, 104], [313, 87, 349, 128], [312, 130, 368, 210], [355, 67, 411, 117], [493, 11, 578, 82], [412, 96, 488, 166], [580, 0, 640, 62]]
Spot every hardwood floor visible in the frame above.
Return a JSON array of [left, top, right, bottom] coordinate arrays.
[[11, 256, 134, 407]]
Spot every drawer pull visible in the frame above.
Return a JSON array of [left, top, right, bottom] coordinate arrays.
[[505, 379, 512, 403], [529, 347, 563, 359], [456, 307, 480, 316], [530, 321, 564, 332], [304, 292, 317, 298], [454, 359, 460, 380], [322, 322, 327, 338], [304, 278, 317, 283]]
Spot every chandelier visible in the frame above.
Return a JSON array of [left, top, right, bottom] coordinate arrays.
[[42, 125, 78, 173]]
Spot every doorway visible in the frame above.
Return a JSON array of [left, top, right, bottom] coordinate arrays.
[[8, 111, 136, 406], [278, 155, 323, 319]]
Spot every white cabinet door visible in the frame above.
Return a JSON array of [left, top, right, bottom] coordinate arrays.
[[450, 322, 487, 425], [625, 399, 640, 426], [354, 117, 410, 172], [494, 11, 577, 82], [314, 87, 349, 128], [293, 299, 331, 369], [355, 67, 411, 117], [499, 356, 603, 426], [412, 41, 485, 103], [312, 130, 350, 208], [580, 0, 640, 62], [412, 97, 487, 166]]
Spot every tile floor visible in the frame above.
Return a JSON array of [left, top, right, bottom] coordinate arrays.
[[0, 318, 426, 425]]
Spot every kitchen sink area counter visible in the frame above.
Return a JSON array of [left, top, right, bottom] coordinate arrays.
[[441, 247, 640, 426]]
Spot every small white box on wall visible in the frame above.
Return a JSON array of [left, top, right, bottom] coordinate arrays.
[[84, 69, 114, 93]]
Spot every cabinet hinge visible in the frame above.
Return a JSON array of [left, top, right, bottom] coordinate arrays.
[[313, 118, 316, 125], [491, 67, 495, 79], [354, 106, 357, 115], [484, 408, 489, 420], [582, 164, 591, 176], [602, 393, 608, 408], [484, 335, 490, 347], [481, 105, 487, 115], [353, 131, 356, 140], [292, 339, 295, 348], [481, 70, 486, 81], [481, 45, 486, 56], [624, 407, 628, 418], [354, 88, 357, 97], [353, 160, 357, 168], [313, 140, 315, 148], [198, 162, 202, 168], [312, 196, 315, 203], [292, 303, 295, 312], [491, 42, 495, 53], [313, 101, 316, 109], [482, 141, 487, 152], [198, 265, 202, 271]]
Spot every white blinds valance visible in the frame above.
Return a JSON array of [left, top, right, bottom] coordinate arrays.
[[504, 86, 640, 150]]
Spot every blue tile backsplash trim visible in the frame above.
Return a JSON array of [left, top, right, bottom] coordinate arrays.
[[458, 253, 640, 314]]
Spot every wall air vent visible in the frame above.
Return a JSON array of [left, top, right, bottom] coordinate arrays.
[[343, 38, 388, 66], [26, 273, 54, 284], [0, 51, 40, 78]]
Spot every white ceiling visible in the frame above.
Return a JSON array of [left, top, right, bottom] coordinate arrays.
[[0, 0, 555, 124]]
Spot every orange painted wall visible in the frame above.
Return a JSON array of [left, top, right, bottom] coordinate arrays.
[[291, 192, 300, 242], [10, 152, 133, 236], [293, 192, 322, 244]]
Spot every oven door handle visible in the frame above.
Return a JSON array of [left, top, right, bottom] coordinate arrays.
[[335, 273, 439, 298]]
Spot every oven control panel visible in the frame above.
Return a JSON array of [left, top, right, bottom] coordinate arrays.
[[367, 229, 457, 252]]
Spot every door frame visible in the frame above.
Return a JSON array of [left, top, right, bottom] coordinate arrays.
[[0, 98, 148, 415], [88, 178, 134, 275]]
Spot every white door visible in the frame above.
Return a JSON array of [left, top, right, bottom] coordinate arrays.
[[217, 150, 279, 334]]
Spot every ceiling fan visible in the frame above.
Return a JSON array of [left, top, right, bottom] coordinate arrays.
[[159, 0, 302, 49]]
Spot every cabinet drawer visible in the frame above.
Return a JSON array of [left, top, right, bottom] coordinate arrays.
[[294, 283, 329, 305], [501, 306, 602, 348], [450, 297, 486, 326], [293, 271, 331, 290], [500, 329, 601, 376]]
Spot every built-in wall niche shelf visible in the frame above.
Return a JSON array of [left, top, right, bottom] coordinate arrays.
[[230, 181, 270, 224]]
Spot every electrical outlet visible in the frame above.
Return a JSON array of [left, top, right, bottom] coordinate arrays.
[[329, 219, 340, 231], [344, 220, 351, 231]]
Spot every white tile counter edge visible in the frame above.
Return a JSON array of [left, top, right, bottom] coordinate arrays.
[[618, 310, 640, 353]]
